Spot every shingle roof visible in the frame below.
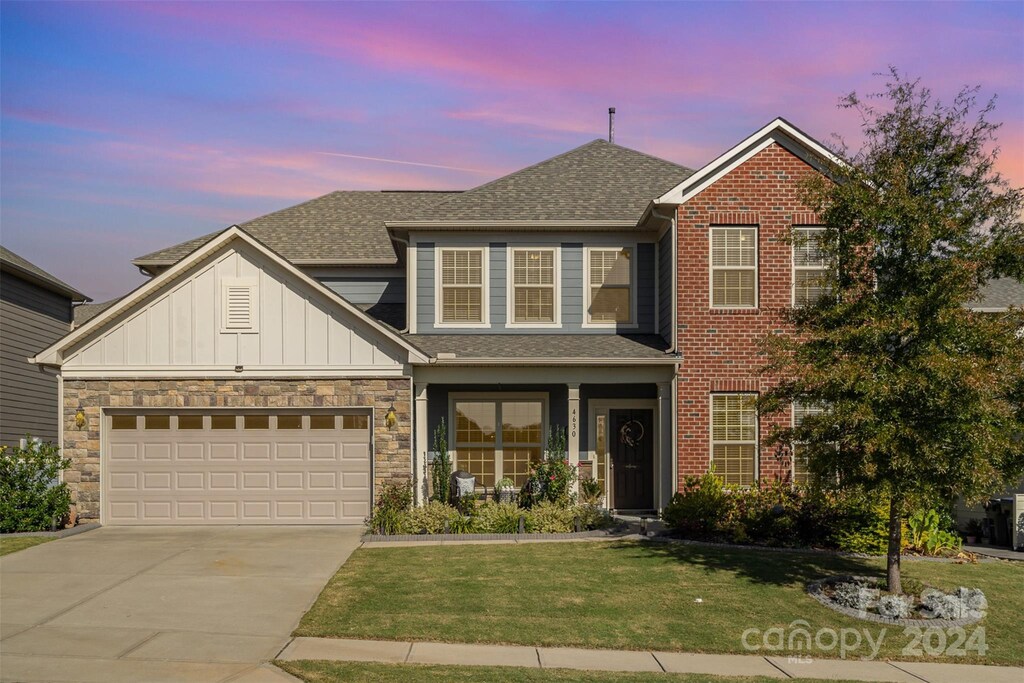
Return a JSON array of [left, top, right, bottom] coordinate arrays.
[[403, 334, 674, 361], [73, 298, 122, 326], [970, 278, 1024, 311], [133, 191, 458, 268], [0, 246, 88, 301], [408, 139, 694, 224]]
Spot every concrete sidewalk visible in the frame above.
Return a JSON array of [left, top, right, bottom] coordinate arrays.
[[278, 637, 1024, 683]]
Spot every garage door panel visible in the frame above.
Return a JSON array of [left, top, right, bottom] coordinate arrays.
[[105, 411, 372, 525]]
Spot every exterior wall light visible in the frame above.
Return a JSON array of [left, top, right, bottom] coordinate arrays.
[[385, 404, 398, 429], [75, 405, 86, 429]]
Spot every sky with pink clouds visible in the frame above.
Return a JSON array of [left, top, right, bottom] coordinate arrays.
[[2, 1, 1022, 301]]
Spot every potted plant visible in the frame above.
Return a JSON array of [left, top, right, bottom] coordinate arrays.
[[494, 477, 515, 504], [963, 518, 982, 545]]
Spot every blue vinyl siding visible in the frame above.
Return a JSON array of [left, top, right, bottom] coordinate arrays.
[[658, 230, 673, 342], [319, 277, 404, 306], [416, 237, 656, 334]]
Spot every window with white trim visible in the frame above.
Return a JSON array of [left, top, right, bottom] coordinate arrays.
[[511, 248, 556, 324], [587, 247, 633, 324], [711, 393, 757, 486], [711, 227, 757, 308], [793, 227, 829, 307], [792, 401, 824, 485], [440, 248, 484, 324], [454, 398, 544, 488]]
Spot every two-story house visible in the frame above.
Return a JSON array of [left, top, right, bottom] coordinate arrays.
[[30, 118, 1021, 526]]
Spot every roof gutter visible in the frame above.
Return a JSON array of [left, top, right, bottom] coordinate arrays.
[[418, 355, 681, 367], [385, 220, 643, 230]]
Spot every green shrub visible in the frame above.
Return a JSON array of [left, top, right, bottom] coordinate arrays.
[[906, 508, 962, 555], [368, 480, 412, 535], [574, 503, 613, 530], [406, 501, 464, 534], [833, 501, 893, 554], [661, 471, 734, 539], [0, 440, 71, 533], [732, 479, 803, 546], [524, 501, 577, 533], [579, 476, 603, 505], [430, 419, 452, 503], [473, 501, 522, 533]]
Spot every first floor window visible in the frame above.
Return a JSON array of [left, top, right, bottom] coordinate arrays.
[[793, 227, 829, 307], [454, 398, 544, 488], [711, 393, 757, 486], [587, 247, 633, 324], [711, 227, 757, 308], [440, 248, 484, 323]]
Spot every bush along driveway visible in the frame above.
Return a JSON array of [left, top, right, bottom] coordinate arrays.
[[295, 540, 1024, 667]]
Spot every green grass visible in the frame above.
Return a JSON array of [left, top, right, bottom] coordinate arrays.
[[0, 536, 53, 556], [296, 541, 1024, 666], [276, 661, 860, 683]]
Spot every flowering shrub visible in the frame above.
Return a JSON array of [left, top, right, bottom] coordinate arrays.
[[519, 426, 577, 508], [368, 480, 412, 535]]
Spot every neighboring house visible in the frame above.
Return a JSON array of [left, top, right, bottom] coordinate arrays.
[[29, 118, 1024, 527], [1, 246, 89, 447]]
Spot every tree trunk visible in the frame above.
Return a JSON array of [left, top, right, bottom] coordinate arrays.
[[886, 494, 903, 594]]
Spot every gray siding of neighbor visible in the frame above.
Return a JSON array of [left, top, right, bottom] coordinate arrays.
[[319, 277, 405, 306], [416, 238, 656, 334], [0, 272, 72, 446], [658, 230, 673, 342]]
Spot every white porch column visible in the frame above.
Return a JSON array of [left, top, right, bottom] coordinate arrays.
[[414, 383, 429, 506], [567, 383, 581, 467], [657, 381, 672, 510]]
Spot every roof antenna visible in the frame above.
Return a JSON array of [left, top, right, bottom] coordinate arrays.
[[608, 107, 616, 143]]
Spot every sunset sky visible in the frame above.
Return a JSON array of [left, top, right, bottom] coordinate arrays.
[[2, 1, 1022, 301]]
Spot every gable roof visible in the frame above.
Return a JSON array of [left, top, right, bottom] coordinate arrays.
[[132, 190, 458, 270], [0, 246, 89, 302], [970, 278, 1024, 312], [391, 139, 694, 227], [72, 298, 122, 326], [655, 118, 844, 206], [36, 226, 428, 366]]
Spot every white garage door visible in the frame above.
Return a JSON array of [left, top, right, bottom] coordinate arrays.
[[104, 411, 372, 525]]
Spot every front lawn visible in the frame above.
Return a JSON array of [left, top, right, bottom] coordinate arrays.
[[296, 541, 1024, 666], [277, 661, 857, 683], [0, 536, 53, 556]]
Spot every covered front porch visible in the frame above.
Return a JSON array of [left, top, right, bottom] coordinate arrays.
[[411, 365, 675, 512]]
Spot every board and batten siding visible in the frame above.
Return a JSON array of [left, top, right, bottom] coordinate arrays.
[[0, 272, 73, 445], [62, 242, 405, 373], [415, 238, 656, 334], [658, 229, 673, 342]]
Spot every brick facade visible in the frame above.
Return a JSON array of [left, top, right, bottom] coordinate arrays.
[[62, 378, 412, 521], [675, 142, 822, 487]]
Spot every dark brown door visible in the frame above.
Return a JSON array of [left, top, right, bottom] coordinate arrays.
[[610, 408, 654, 510]]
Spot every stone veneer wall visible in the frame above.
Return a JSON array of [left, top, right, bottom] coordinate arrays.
[[62, 378, 412, 521]]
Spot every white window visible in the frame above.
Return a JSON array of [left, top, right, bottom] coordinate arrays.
[[711, 394, 757, 486], [791, 401, 825, 485], [453, 397, 545, 488], [438, 248, 487, 326], [792, 227, 829, 307], [509, 247, 559, 326], [586, 247, 634, 325], [710, 227, 757, 308], [220, 278, 258, 332]]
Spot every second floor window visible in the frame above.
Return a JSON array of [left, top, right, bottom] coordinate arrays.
[[587, 247, 633, 324], [711, 227, 757, 308], [440, 248, 484, 324], [792, 227, 829, 307], [511, 248, 556, 324]]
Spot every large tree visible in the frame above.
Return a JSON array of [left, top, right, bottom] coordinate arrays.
[[758, 69, 1024, 593]]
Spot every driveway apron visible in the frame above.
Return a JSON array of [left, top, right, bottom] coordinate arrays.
[[0, 526, 362, 682]]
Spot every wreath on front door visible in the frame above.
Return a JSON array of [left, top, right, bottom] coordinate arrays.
[[619, 420, 645, 447]]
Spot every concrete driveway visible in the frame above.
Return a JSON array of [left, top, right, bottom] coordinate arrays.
[[0, 526, 363, 682]]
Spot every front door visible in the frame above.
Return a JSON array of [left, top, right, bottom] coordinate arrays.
[[609, 408, 654, 510]]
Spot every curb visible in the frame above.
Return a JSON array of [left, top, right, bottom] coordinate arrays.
[[0, 522, 101, 539]]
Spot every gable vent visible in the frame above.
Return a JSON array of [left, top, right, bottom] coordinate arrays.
[[221, 278, 259, 332]]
